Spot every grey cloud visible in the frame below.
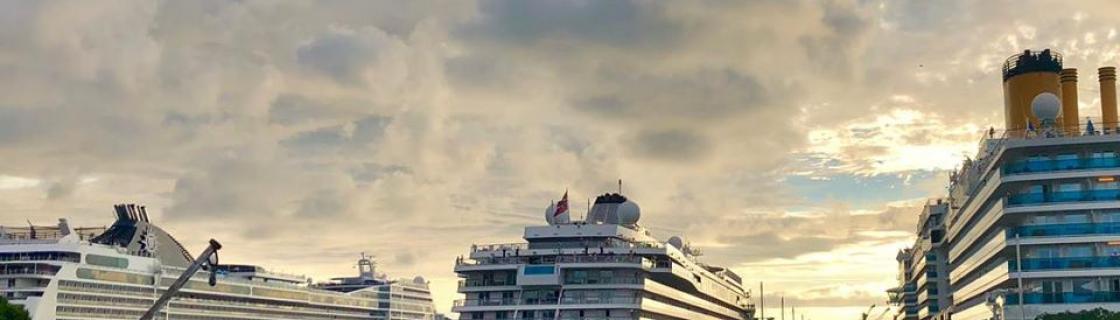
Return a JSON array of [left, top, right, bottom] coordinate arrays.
[[45, 180, 76, 200], [696, 204, 921, 265], [444, 53, 512, 88], [298, 189, 350, 218], [626, 129, 711, 162], [269, 95, 334, 126], [575, 68, 771, 121], [281, 125, 350, 153], [458, 0, 680, 48], [717, 232, 839, 261], [352, 116, 391, 144], [296, 28, 392, 84], [348, 163, 411, 185]]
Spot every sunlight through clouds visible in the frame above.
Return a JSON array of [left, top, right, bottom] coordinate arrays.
[[801, 108, 979, 175]]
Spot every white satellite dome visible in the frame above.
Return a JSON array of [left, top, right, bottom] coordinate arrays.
[[545, 202, 557, 225], [617, 200, 641, 225], [1031, 92, 1061, 120], [667, 236, 684, 249]]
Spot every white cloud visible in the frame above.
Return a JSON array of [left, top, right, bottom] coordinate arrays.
[[801, 108, 979, 175]]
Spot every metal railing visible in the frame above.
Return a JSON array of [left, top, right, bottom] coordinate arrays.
[[453, 296, 641, 307], [1011, 222, 1120, 238], [1009, 256, 1120, 270], [457, 255, 650, 268], [1006, 189, 1120, 206]]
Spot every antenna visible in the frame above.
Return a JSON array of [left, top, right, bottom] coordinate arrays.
[[618, 179, 622, 194]]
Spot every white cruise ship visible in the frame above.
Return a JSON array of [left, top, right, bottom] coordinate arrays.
[[452, 192, 755, 320], [889, 49, 1120, 320], [0, 203, 437, 320]]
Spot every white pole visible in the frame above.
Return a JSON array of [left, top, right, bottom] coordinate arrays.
[[1016, 233, 1026, 320]]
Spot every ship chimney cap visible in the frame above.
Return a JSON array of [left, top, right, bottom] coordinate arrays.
[[1002, 49, 1063, 81]]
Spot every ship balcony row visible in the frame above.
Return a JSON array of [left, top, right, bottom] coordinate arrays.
[[1007, 189, 1120, 206], [0, 263, 60, 276], [1010, 221, 1120, 238], [1005, 291, 1120, 305], [0, 251, 81, 263], [470, 241, 663, 255], [459, 277, 644, 291], [452, 296, 641, 308], [1004, 157, 1120, 176], [1008, 256, 1120, 271], [455, 255, 654, 271]]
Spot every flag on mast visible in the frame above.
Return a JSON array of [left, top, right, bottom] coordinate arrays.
[[553, 190, 570, 224]]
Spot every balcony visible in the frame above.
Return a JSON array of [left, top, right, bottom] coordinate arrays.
[[0, 263, 60, 276], [1004, 157, 1120, 175], [563, 277, 643, 285], [1010, 222, 1120, 238], [1009, 256, 1120, 271], [458, 279, 516, 289], [1005, 291, 1120, 304], [1007, 189, 1120, 206], [453, 296, 642, 308], [457, 255, 650, 267]]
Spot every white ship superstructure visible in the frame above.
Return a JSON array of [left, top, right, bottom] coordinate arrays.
[[0, 204, 437, 319], [889, 49, 1120, 320], [453, 192, 755, 320]]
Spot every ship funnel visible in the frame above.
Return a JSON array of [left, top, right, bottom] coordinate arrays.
[[1060, 68, 1079, 133], [1101, 67, 1118, 132], [1002, 49, 1064, 133]]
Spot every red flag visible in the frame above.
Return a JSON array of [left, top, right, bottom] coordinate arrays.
[[554, 191, 569, 217]]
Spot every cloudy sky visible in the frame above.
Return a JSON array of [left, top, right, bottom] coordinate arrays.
[[4, 0, 1120, 318]]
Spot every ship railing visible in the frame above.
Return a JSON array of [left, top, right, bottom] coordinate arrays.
[[0, 263, 61, 276], [506, 318, 636, 320], [453, 296, 641, 307], [457, 255, 649, 267], [470, 243, 530, 253], [974, 118, 1120, 153], [562, 277, 644, 285], [159, 266, 317, 291], [471, 241, 664, 254]]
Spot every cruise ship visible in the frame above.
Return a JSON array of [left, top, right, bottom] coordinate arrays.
[[0, 203, 437, 319], [452, 192, 755, 320], [890, 49, 1120, 320]]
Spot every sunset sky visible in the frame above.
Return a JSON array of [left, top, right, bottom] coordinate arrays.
[[4, 1, 1120, 319]]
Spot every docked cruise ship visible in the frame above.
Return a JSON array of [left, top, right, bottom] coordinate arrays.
[[890, 49, 1120, 320], [452, 192, 755, 320], [0, 204, 437, 319]]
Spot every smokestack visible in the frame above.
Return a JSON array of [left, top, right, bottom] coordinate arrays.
[[1101, 67, 1118, 132], [1002, 49, 1063, 133], [1061, 68, 1079, 132], [127, 204, 137, 221], [114, 204, 127, 221]]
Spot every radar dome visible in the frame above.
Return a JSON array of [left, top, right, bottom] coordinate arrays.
[[668, 236, 684, 249], [413, 276, 427, 284], [1031, 92, 1061, 120], [545, 203, 557, 225], [617, 200, 641, 225]]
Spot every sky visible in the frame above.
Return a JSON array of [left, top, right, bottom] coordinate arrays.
[[3, 0, 1120, 319]]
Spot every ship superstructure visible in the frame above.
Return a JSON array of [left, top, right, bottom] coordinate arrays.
[[452, 192, 755, 320], [0, 204, 437, 319], [890, 49, 1120, 320]]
